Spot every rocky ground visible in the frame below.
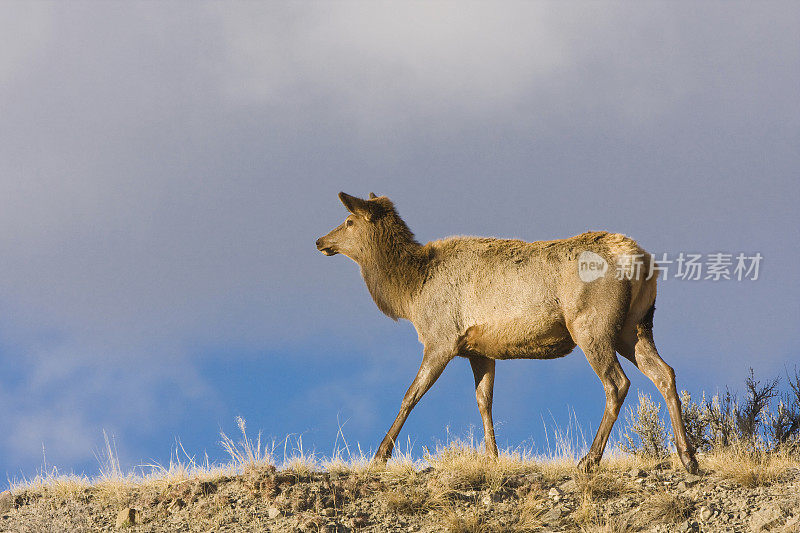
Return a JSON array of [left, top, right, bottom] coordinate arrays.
[[1, 458, 798, 532]]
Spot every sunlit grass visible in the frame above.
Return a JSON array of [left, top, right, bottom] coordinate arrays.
[[6, 414, 799, 499], [703, 443, 797, 487]]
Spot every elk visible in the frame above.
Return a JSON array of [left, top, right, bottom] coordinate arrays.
[[316, 192, 698, 474]]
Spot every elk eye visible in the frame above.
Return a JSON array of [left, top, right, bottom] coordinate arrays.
[[346, 219, 354, 227]]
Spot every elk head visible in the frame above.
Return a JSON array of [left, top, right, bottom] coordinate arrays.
[[316, 192, 386, 261]]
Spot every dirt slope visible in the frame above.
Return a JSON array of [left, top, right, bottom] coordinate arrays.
[[2, 461, 799, 532]]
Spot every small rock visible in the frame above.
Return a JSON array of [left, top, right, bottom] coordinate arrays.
[[629, 468, 647, 478], [683, 475, 701, 487], [0, 492, 13, 513], [751, 507, 788, 531], [115, 508, 139, 529], [481, 494, 492, 506], [543, 504, 564, 522], [322, 507, 336, 517], [548, 487, 563, 501], [268, 507, 281, 519], [699, 506, 713, 521], [559, 479, 577, 492]]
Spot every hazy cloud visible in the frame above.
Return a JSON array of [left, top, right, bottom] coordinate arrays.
[[0, 1, 797, 473]]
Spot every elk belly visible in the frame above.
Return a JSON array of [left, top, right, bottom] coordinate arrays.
[[457, 319, 576, 360]]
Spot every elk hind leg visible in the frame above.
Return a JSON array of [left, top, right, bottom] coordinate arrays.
[[624, 322, 699, 474]]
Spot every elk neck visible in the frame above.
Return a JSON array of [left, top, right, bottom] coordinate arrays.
[[358, 216, 430, 321]]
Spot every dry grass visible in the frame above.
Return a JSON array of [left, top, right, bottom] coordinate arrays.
[[7, 466, 89, 497], [219, 416, 272, 469], [3, 418, 800, 533], [1, 414, 592, 499], [573, 501, 635, 533], [381, 437, 428, 484], [575, 468, 636, 502], [6, 415, 799, 533], [637, 490, 693, 525], [438, 505, 492, 533], [7, 418, 273, 507], [424, 436, 530, 493], [534, 409, 592, 482], [511, 491, 548, 531], [2, 420, 666, 500], [381, 486, 430, 514], [703, 445, 797, 487]]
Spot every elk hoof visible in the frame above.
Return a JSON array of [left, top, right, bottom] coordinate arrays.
[[370, 459, 387, 469], [680, 452, 699, 475], [577, 454, 598, 474], [372, 450, 390, 466]]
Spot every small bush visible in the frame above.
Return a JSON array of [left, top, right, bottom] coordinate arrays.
[[704, 368, 781, 451], [734, 368, 779, 445], [676, 390, 711, 452], [766, 367, 800, 452], [618, 392, 668, 459], [766, 400, 800, 451], [706, 390, 737, 449]]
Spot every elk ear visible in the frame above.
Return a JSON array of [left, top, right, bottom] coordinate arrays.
[[338, 192, 376, 221], [368, 192, 378, 199]]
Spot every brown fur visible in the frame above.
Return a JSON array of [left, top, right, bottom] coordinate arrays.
[[316, 193, 698, 474]]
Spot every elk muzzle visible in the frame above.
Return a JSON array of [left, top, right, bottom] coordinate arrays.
[[316, 237, 338, 256]]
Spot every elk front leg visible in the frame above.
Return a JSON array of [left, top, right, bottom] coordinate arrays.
[[469, 355, 498, 457], [374, 349, 451, 463]]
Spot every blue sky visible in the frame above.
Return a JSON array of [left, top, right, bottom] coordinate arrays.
[[1, 2, 798, 481]]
